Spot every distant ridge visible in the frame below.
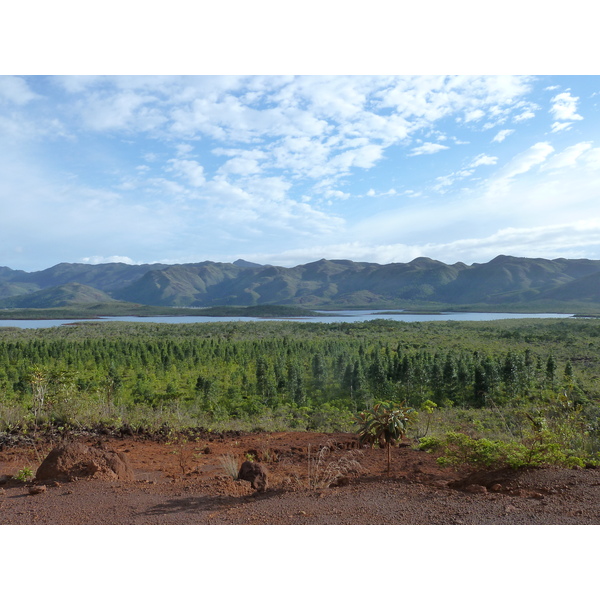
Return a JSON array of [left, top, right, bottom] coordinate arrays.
[[1, 256, 600, 310], [233, 259, 265, 269]]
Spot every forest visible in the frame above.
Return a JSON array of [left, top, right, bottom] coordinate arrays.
[[1, 318, 599, 465]]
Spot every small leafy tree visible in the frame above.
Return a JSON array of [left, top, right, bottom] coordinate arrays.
[[356, 401, 415, 475]]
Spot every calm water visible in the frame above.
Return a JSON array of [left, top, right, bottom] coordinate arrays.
[[0, 310, 574, 329]]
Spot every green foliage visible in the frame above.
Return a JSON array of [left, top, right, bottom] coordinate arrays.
[[357, 401, 415, 474], [357, 401, 415, 447], [419, 430, 590, 470], [14, 466, 34, 482]]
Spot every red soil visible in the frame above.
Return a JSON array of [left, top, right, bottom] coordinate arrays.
[[1, 430, 599, 525]]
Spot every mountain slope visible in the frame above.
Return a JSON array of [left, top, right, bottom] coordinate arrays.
[[2, 255, 600, 309], [0, 283, 114, 308], [13, 262, 167, 292]]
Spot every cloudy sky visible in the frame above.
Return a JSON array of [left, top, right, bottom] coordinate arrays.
[[1, 74, 599, 272]]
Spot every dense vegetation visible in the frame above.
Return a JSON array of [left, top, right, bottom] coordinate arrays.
[[1, 318, 599, 465]]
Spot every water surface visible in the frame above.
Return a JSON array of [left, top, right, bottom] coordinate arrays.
[[0, 310, 574, 329]]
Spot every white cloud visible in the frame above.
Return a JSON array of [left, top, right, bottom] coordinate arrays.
[[410, 142, 449, 156], [492, 129, 514, 143], [378, 75, 532, 126], [469, 154, 498, 168], [364, 188, 398, 198], [49, 75, 534, 187], [78, 90, 166, 131], [433, 174, 456, 191], [324, 189, 350, 200], [0, 76, 40, 105], [513, 110, 535, 122], [331, 144, 384, 170], [464, 108, 485, 122], [550, 91, 583, 122], [492, 141, 554, 186], [422, 221, 600, 263], [551, 121, 572, 133], [541, 142, 593, 171], [176, 143, 194, 155], [239, 219, 600, 267], [166, 159, 206, 187], [81, 255, 137, 265], [583, 148, 600, 169], [432, 154, 497, 193], [218, 156, 262, 176]]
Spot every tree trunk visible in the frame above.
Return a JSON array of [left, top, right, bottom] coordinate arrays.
[[387, 441, 391, 476]]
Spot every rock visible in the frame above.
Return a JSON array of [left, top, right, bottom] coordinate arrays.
[[0, 474, 12, 485], [434, 480, 452, 488], [28, 485, 47, 495], [35, 442, 135, 483], [465, 484, 488, 494], [490, 483, 503, 492], [238, 461, 268, 493]]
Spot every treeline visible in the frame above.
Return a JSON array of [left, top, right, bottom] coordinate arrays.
[[1, 318, 599, 433]]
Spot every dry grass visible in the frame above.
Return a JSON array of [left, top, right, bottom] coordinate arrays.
[[307, 442, 364, 490], [218, 453, 240, 479]]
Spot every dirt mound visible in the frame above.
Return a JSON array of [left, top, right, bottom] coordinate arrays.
[[35, 442, 135, 482]]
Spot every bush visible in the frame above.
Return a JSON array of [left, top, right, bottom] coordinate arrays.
[[419, 431, 588, 470], [14, 467, 34, 482]]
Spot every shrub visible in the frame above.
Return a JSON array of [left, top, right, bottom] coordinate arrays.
[[14, 467, 34, 482], [419, 431, 588, 470]]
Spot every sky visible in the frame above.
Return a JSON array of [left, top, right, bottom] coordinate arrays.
[[1, 2, 600, 274], [1, 74, 599, 273]]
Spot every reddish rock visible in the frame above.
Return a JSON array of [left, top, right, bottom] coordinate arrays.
[[36, 442, 135, 483], [238, 461, 268, 493]]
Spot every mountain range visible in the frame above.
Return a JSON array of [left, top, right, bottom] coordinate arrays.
[[1, 256, 600, 311]]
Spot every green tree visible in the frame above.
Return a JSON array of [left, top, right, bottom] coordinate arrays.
[[356, 401, 415, 475]]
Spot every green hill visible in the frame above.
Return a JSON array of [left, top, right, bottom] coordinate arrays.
[[0, 283, 114, 308], [2, 255, 600, 311]]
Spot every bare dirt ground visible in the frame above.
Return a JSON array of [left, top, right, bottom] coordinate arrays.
[[1, 430, 600, 525]]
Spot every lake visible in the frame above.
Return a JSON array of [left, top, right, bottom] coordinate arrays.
[[0, 310, 575, 329]]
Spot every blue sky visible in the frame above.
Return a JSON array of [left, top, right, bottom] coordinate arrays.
[[1, 74, 599, 272], [1, 0, 599, 273]]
